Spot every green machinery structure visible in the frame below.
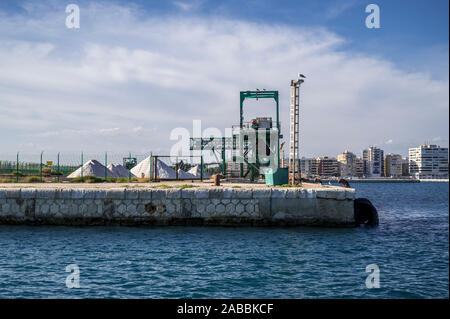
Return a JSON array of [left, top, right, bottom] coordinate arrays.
[[190, 90, 282, 182], [238, 90, 281, 180]]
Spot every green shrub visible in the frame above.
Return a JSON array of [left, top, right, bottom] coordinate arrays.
[[25, 176, 41, 183], [42, 167, 53, 176], [115, 177, 138, 183], [231, 186, 241, 188], [69, 177, 82, 183], [69, 176, 105, 183], [0, 179, 15, 183], [85, 176, 105, 183]]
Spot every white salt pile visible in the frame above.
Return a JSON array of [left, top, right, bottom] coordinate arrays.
[[188, 165, 211, 178], [108, 164, 135, 178], [68, 160, 116, 178], [177, 169, 196, 179], [131, 157, 177, 179]]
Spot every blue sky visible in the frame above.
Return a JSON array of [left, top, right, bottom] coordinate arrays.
[[0, 0, 448, 162], [1, 0, 447, 71]]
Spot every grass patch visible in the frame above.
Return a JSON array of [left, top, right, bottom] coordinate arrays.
[[179, 184, 198, 189], [277, 183, 303, 187], [120, 184, 146, 188], [148, 184, 198, 189], [116, 177, 138, 183], [231, 186, 241, 188], [68, 176, 139, 183], [152, 184, 173, 189]]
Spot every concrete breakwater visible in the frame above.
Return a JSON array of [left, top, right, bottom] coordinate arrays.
[[0, 187, 356, 227]]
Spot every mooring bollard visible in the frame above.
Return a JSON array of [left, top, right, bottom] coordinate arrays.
[[212, 174, 221, 186]]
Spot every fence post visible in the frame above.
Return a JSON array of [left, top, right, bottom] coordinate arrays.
[[57, 153, 60, 183], [81, 152, 84, 182], [105, 152, 108, 181], [16, 152, 19, 183], [149, 152, 153, 182], [222, 138, 225, 176], [40, 151, 43, 183], [128, 152, 132, 182], [176, 156, 179, 180], [154, 156, 158, 181], [200, 155, 204, 182]]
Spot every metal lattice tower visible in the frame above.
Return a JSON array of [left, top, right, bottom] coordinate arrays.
[[289, 78, 304, 184]]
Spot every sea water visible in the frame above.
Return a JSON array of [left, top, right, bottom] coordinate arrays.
[[0, 182, 448, 298]]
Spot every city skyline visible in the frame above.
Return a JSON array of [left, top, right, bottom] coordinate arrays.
[[300, 143, 447, 161], [297, 143, 448, 179]]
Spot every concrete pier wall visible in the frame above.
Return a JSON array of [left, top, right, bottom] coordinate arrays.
[[0, 187, 356, 227]]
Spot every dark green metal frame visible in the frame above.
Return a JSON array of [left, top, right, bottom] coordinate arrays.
[[190, 137, 231, 176], [239, 90, 280, 179]]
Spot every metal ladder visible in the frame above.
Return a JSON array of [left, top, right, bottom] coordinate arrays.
[[289, 81, 301, 184]]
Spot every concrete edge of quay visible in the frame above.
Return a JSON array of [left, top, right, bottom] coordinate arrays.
[[0, 187, 356, 227]]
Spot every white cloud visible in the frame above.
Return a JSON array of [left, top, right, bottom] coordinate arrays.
[[325, 0, 359, 19], [98, 127, 120, 135], [0, 2, 448, 160], [173, 1, 193, 11], [173, 0, 204, 11], [385, 139, 393, 144]]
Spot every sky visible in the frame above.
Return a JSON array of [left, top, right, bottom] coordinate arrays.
[[0, 0, 448, 162]]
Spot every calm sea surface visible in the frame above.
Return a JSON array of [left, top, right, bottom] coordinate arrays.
[[0, 182, 448, 298]]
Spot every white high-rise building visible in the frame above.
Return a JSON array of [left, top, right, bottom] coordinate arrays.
[[363, 146, 384, 177], [409, 144, 448, 179]]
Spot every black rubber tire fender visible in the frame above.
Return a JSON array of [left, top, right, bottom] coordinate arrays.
[[354, 198, 379, 226]]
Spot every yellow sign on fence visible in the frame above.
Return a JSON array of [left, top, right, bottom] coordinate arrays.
[[46, 161, 53, 166]]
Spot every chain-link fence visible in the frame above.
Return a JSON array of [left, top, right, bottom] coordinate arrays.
[[0, 152, 218, 183]]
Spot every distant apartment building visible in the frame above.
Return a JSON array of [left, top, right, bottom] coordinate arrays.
[[300, 157, 318, 177], [409, 144, 449, 179], [354, 158, 364, 177], [317, 157, 340, 177], [363, 146, 384, 177], [401, 158, 409, 176], [337, 151, 364, 177], [337, 151, 355, 177], [384, 154, 403, 177]]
